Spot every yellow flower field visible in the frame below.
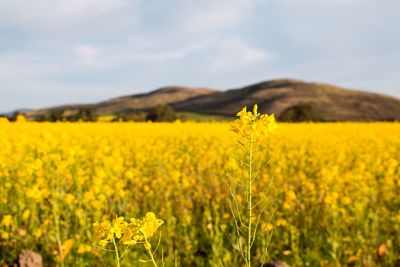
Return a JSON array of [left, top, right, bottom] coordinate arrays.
[[0, 120, 399, 266]]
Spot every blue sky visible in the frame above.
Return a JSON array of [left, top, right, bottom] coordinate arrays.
[[0, 0, 399, 112]]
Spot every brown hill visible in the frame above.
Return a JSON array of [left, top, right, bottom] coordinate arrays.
[[22, 79, 400, 121], [95, 86, 215, 115], [172, 79, 400, 121], [24, 86, 216, 119]]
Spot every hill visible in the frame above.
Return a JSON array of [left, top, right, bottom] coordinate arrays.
[[17, 79, 400, 121], [23, 86, 216, 121], [173, 79, 400, 121]]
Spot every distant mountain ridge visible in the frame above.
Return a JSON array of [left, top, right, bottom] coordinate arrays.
[[23, 86, 215, 119], [172, 79, 400, 121], [17, 79, 400, 121]]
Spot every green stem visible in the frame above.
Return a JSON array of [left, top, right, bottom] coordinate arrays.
[[145, 238, 158, 267], [112, 237, 121, 267], [53, 204, 64, 267], [247, 133, 254, 267]]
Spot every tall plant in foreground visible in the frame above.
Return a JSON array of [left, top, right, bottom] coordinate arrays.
[[93, 212, 164, 267], [228, 104, 277, 267]]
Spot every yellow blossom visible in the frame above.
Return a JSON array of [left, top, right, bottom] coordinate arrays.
[[140, 212, 164, 239], [1, 215, 12, 227], [231, 104, 277, 140], [77, 244, 92, 254], [61, 239, 74, 259], [22, 210, 31, 221]]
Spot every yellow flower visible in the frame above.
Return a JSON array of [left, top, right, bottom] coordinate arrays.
[[1, 231, 9, 240], [231, 104, 277, 140], [93, 213, 163, 248], [99, 239, 108, 248], [262, 223, 273, 232], [77, 244, 92, 254], [110, 216, 127, 239], [0, 117, 9, 123], [34, 228, 42, 239], [16, 114, 27, 122], [283, 250, 292, 256], [1, 215, 12, 227], [276, 219, 288, 227], [61, 239, 74, 259], [93, 220, 111, 246], [22, 210, 31, 221], [342, 196, 351, 205], [120, 222, 141, 245], [65, 194, 76, 205], [140, 212, 164, 239]]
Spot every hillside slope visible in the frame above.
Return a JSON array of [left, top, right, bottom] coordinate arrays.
[[20, 79, 400, 121], [172, 79, 400, 121], [24, 86, 216, 119]]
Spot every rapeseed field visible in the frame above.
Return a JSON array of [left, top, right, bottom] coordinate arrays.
[[0, 115, 399, 266]]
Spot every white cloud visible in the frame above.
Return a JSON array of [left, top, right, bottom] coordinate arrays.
[[210, 38, 274, 70], [0, 0, 134, 34], [73, 45, 99, 62], [123, 40, 211, 63], [278, 0, 360, 6], [0, 0, 130, 23], [0, 52, 61, 80], [130, 50, 186, 62], [0, 81, 128, 112], [177, 0, 256, 33]]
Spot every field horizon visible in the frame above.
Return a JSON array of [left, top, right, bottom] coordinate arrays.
[[6, 78, 400, 123]]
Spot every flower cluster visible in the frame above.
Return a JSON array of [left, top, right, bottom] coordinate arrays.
[[0, 117, 9, 123], [93, 212, 163, 248], [231, 104, 277, 140]]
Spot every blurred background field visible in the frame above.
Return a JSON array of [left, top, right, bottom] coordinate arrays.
[[0, 121, 399, 266]]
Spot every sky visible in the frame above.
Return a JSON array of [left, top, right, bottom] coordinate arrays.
[[0, 0, 399, 112]]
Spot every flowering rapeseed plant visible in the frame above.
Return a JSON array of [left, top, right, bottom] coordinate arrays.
[[228, 104, 277, 267], [231, 105, 277, 140], [93, 213, 163, 266]]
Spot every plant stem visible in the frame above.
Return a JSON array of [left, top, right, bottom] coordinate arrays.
[[112, 237, 121, 267], [145, 238, 158, 267], [53, 204, 64, 267], [247, 133, 254, 267], [148, 249, 158, 267]]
